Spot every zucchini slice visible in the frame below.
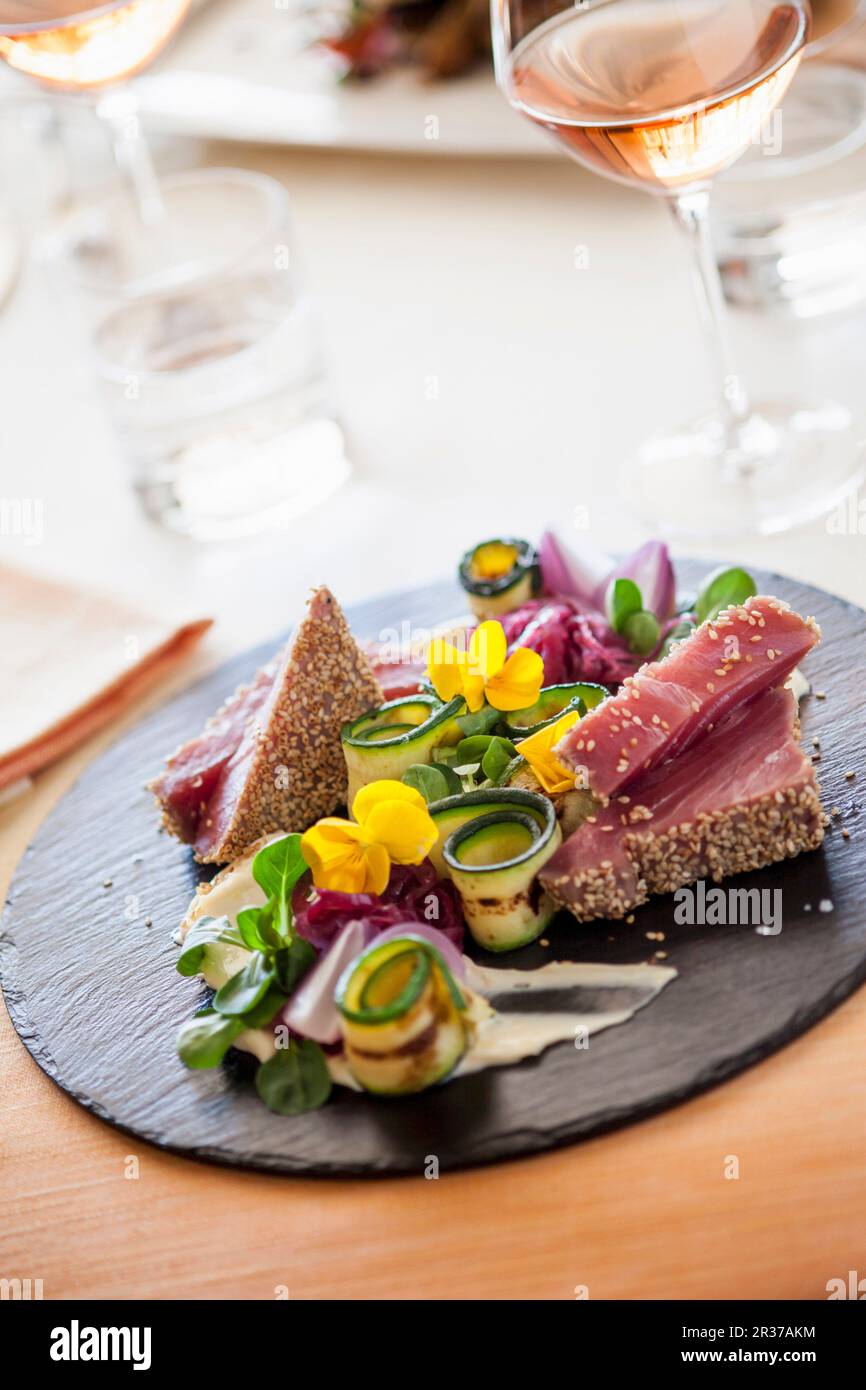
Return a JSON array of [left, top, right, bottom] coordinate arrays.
[[502, 681, 608, 739], [342, 693, 464, 804], [458, 537, 540, 619], [335, 935, 467, 1094], [428, 785, 552, 875], [430, 788, 562, 952]]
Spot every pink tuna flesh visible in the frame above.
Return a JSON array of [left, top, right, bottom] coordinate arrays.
[[149, 662, 276, 840], [555, 595, 819, 800]]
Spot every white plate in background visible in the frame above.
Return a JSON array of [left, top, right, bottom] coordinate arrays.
[[132, 0, 550, 156]]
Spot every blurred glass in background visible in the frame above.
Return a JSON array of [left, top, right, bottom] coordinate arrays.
[[51, 167, 348, 539], [0, 1, 350, 539], [715, 1, 866, 315]]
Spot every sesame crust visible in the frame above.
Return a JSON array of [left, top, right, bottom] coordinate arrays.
[[196, 586, 383, 863], [544, 780, 825, 922]]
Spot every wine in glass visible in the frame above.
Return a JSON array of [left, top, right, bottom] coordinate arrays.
[[0, 0, 190, 88], [492, 0, 864, 536]]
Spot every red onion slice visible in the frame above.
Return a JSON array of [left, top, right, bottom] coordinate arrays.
[[538, 528, 613, 613], [282, 920, 368, 1045]]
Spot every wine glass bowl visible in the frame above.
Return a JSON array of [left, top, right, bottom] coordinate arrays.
[[492, 0, 865, 536], [501, 0, 808, 192], [0, 0, 191, 88]]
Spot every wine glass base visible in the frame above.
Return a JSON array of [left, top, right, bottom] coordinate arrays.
[[620, 397, 864, 538]]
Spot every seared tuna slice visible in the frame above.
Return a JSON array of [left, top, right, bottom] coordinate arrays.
[[540, 688, 824, 922], [555, 595, 819, 801], [150, 587, 382, 862], [150, 662, 276, 842]]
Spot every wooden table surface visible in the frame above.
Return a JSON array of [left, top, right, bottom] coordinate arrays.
[[1, 688, 865, 1301]]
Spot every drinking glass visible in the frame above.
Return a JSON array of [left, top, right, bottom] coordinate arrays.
[[491, 0, 865, 536], [53, 167, 350, 539]]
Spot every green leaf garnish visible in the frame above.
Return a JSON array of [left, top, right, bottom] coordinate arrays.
[[177, 1009, 244, 1069], [241, 984, 289, 1029], [177, 840, 318, 1077], [272, 937, 316, 995], [236, 905, 271, 954], [605, 577, 643, 634], [402, 762, 463, 803], [251, 834, 307, 938], [455, 705, 500, 739], [213, 952, 276, 1018], [694, 566, 757, 624], [176, 915, 242, 977], [481, 735, 518, 784], [454, 735, 495, 765], [255, 1040, 333, 1115], [621, 609, 661, 656]]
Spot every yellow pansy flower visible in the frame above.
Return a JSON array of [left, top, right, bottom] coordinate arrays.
[[516, 708, 582, 795], [301, 780, 438, 895], [427, 620, 544, 714]]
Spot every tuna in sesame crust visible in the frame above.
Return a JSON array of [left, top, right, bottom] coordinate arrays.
[[540, 687, 825, 922], [150, 661, 277, 843], [150, 587, 383, 863], [554, 595, 820, 803]]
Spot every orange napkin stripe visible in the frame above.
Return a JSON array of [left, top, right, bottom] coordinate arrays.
[[0, 618, 212, 790]]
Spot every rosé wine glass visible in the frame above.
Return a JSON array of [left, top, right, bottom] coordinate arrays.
[[492, 0, 864, 536]]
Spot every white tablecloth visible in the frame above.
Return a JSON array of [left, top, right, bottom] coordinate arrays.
[[3, 140, 865, 672]]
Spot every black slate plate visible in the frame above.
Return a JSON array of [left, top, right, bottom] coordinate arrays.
[[2, 564, 865, 1176]]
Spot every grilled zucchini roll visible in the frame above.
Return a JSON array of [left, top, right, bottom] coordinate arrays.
[[458, 538, 540, 619], [430, 788, 562, 951], [341, 694, 464, 804], [336, 935, 468, 1094]]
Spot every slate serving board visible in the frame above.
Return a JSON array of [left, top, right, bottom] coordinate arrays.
[[2, 564, 864, 1176]]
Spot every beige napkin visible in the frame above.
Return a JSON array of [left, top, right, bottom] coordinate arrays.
[[0, 565, 212, 790]]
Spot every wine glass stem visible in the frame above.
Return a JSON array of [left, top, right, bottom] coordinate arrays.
[[668, 188, 751, 440], [96, 88, 164, 227]]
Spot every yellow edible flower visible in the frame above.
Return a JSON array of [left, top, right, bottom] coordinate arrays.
[[301, 780, 438, 895], [427, 619, 544, 714], [516, 708, 582, 795]]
